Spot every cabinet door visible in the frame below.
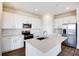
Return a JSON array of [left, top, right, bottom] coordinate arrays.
[[2, 37, 12, 52], [34, 18, 41, 29], [15, 36, 24, 48], [64, 16, 76, 23], [54, 18, 63, 28], [27, 17, 34, 29], [29, 17, 41, 29], [54, 16, 76, 29], [11, 36, 24, 50], [2, 12, 16, 29], [15, 14, 27, 28], [2, 36, 24, 52]]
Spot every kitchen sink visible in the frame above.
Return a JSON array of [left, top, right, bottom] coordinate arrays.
[[37, 37, 47, 40]]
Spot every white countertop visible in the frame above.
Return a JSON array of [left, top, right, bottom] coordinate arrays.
[[24, 33, 67, 52]]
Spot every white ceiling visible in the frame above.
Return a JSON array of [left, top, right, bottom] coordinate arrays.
[[3, 2, 79, 16]]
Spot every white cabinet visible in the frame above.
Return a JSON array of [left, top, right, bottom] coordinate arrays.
[[2, 11, 41, 29], [54, 17, 65, 28], [54, 16, 76, 28], [13, 36, 24, 49], [54, 18, 63, 28], [29, 18, 41, 29], [34, 18, 41, 29], [63, 16, 76, 23], [2, 12, 16, 29], [2, 12, 27, 29], [2, 37, 12, 52], [15, 14, 27, 28], [29, 17, 42, 37], [2, 35, 24, 52]]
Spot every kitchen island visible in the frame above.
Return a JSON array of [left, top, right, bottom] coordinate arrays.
[[24, 34, 67, 56]]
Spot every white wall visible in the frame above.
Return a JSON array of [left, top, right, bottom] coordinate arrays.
[[42, 14, 54, 37]]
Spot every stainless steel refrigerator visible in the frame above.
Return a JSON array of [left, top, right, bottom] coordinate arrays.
[[62, 23, 77, 48]]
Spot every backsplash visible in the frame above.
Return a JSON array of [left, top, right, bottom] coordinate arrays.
[[30, 29, 43, 37], [2, 29, 22, 36], [1, 29, 42, 37]]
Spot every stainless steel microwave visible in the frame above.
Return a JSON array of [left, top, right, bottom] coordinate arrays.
[[23, 24, 32, 28]]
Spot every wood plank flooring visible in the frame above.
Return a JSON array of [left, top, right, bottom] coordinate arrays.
[[2, 48, 25, 56], [2, 45, 79, 56], [59, 45, 79, 56]]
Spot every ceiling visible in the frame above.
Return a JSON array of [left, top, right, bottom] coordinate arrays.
[[3, 2, 79, 16]]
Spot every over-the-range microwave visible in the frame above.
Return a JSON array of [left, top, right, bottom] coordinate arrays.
[[23, 24, 32, 28]]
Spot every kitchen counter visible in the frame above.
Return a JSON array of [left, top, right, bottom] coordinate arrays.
[[24, 33, 67, 56]]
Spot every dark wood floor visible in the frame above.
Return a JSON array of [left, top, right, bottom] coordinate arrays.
[[59, 45, 79, 56], [2, 48, 25, 56], [2, 45, 79, 56]]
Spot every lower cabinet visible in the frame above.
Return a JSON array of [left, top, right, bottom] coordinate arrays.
[[2, 37, 12, 52], [2, 35, 24, 52]]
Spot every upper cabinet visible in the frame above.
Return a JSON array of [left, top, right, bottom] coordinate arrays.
[[54, 10, 76, 29], [54, 18, 63, 28], [2, 11, 41, 29], [14, 14, 27, 28], [29, 17, 41, 29], [2, 12, 28, 29], [54, 16, 76, 28], [2, 12, 16, 29]]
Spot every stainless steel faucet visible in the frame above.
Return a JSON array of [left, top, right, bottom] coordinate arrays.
[[43, 31, 48, 37]]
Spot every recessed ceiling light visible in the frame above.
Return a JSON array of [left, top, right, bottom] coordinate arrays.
[[34, 8, 38, 11], [66, 7, 70, 10]]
